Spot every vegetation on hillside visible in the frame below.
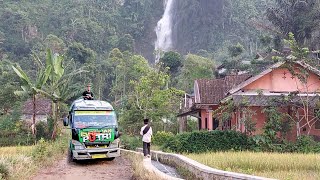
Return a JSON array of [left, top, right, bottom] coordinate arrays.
[[0, 0, 320, 149]]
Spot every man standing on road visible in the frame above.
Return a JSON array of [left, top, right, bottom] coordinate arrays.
[[140, 118, 152, 158]]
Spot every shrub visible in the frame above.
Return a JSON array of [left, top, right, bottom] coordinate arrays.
[[32, 138, 50, 161], [36, 121, 51, 140], [0, 160, 9, 180], [121, 135, 141, 150], [0, 131, 35, 146], [250, 134, 320, 153], [162, 130, 250, 153], [152, 131, 174, 146], [294, 135, 320, 153]]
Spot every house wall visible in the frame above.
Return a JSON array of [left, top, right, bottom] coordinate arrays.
[[200, 110, 207, 129], [22, 114, 48, 123], [199, 105, 219, 130], [237, 64, 320, 141], [233, 106, 266, 135], [244, 66, 320, 93], [231, 106, 320, 141], [291, 109, 320, 141]]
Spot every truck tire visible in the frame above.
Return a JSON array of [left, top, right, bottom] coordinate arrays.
[[68, 149, 76, 163]]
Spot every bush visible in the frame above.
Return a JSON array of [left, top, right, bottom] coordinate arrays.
[[294, 135, 320, 153], [162, 130, 250, 153], [120, 135, 141, 150], [0, 131, 35, 146], [152, 131, 174, 146], [32, 138, 50, 161], [36, 121, 51, 140], [0, 160, 9, 180], [250, 134, 320, 153]]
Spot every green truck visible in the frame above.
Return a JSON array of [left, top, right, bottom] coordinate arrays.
[[63, 99, 121, 161]]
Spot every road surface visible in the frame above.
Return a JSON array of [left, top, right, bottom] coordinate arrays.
[[32, 157, 133, 180]]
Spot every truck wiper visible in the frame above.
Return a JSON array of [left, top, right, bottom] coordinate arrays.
[[75, 125, 114, 129], [96, 125, 114, 128]]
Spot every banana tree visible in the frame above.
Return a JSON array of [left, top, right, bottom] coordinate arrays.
[[45, 49, 87, 139], [12, 62, 51, 136]]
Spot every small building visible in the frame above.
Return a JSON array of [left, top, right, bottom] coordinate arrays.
[[22, 98, 52, 123], [227, 61, 320, 140], [178, 74, 251, 130], [179, 61, 320, 141]]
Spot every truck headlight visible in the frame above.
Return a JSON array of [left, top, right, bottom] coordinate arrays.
[[74, 145, 85, 150], [72, 140, 85, 150]]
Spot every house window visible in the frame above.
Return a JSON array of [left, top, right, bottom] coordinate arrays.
[[315, 121, 320, 130]]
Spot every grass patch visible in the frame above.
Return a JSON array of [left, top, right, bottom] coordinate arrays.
[[151, 145, 161, 151], [122, 151, 164, 180], [176, 166, 199, 180], [186, 151, 320, 180], [0, 134, 68, 180]]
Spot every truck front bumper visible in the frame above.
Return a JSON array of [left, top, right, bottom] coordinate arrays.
[[72, 147, 120, 160]]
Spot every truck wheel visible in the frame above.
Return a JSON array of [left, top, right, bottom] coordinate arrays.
[[68, 149, 76, 163], [106, 157, 115, 161]]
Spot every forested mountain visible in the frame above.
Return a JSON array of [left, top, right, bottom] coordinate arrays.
[[0, 0, 275, 63], [1, 0, 320, 135]]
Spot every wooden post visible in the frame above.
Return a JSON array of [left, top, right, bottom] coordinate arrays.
[[178, 116, 187, 133]]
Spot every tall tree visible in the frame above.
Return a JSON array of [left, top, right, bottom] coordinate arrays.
[[159, 51, 183, 75], [177, 54, 215, 93]]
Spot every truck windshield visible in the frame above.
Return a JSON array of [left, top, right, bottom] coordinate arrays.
[[73, 111, 117, 128]]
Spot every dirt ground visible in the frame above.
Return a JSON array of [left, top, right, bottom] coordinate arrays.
[[32, 156, 133, 180]]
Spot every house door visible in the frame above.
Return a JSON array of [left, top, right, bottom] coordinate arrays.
[[213, 118, 219, 130]]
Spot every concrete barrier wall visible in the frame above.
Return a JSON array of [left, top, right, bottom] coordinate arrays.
[[121, 149, 183, 180], [137, 148, 277, 180]]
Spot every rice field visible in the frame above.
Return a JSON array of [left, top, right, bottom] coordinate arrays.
[[186, 151, 320, 180]]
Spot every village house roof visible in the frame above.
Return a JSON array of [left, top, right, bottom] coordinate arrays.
[[232, 91, 320, 107], [22, 98, 51, 115], [195, 74, 252, 104]]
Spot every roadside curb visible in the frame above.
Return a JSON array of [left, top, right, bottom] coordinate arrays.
[[121, 149, 183, 180], [136, 148, 277, 180]]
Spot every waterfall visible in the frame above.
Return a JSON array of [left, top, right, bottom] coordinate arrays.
[[154, 0, 174, 63]]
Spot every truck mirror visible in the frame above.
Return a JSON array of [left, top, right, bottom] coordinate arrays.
[[63, 117, 69, 126], [115, 131, 122, 139]]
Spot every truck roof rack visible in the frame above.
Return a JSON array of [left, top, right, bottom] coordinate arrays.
[[70, 99, 114, 111]]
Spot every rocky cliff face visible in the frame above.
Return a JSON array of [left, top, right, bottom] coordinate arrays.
[[138, 0, 266, 63], [133, 0, 164, 63], [172, 0, 224, 54]]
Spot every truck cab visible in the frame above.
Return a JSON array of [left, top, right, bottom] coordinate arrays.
[[64, 99, 120, 161]]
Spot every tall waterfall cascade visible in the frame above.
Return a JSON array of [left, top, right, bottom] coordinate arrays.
[[154, 0, 174, 63]]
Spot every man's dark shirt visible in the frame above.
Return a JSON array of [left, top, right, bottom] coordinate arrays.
[[82, 91, 94, 100]]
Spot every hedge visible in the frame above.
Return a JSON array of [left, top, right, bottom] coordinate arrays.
[[162, 130, 251, 153]]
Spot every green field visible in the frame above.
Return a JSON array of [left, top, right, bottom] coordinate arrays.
[[186, 151, 320, 180]]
